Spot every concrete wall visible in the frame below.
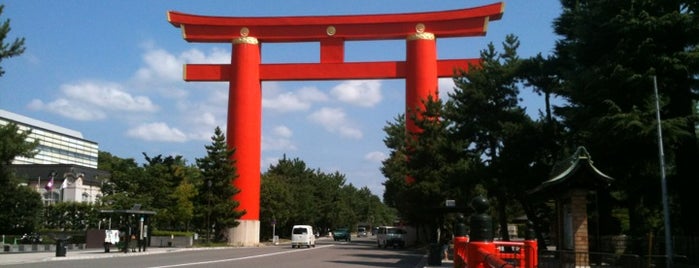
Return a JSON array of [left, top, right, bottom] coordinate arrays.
[[150, 236, 193, 248]]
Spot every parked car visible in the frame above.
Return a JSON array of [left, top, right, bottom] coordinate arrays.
[[332, 228, 351, 242], [291, 225, 316, 248], [357, 227, 368, 237], [376, 226, 406, 248]]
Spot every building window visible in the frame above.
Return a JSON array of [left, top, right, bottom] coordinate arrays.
[[43, 191, 59, 205]]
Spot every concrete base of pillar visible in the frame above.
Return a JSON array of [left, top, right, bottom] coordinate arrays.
[[228, 220, 260, 246]]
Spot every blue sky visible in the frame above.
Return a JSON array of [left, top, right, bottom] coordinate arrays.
[[1, 1, 561, 196]]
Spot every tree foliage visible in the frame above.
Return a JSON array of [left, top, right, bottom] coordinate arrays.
[[378, 1, 699, 252], [553, 0, 699, 237], [381, 35, 550, 243], [0, 4, 25, 77], [0, 123, 42, 234], [195, 126, 244, 241], [259, 155, 394, 240], [0, 184, 42, 234]]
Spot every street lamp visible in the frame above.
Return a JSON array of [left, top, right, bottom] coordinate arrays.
[[206, 179, 212, 244]]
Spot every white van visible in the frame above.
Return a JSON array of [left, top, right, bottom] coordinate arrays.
[[291, 225, 316, 248], [376, 226, 406, 248]]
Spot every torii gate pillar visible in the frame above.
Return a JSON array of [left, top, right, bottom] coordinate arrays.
[[406, 31, 438, 134], [227, 37, 262, 245]]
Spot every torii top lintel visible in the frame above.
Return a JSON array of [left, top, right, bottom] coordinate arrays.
[[167, 2, 503, 81], [167, 3, 504, 43]]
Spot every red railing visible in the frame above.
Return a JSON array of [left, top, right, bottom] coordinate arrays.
[[453, 237, 538, 268]]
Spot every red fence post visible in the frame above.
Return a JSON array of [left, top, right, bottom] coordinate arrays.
[[468, 197, 494, 268], [452, 213, 469, 268], [523, 221, 538, 268], [524, 238, 538, 268], [453, 236, 469, 268]]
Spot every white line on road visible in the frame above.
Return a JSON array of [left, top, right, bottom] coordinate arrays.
[[147, 245, 335, 268]]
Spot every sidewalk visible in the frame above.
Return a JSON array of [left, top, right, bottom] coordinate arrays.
[[422, 259, 454, 268], [0, 246, 191, 266]]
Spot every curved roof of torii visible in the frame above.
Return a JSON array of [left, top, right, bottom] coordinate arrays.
[[167, 2, 504, 43]]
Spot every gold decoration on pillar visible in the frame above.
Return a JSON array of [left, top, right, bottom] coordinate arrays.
[[240, 27, 250, 37], [415, 23, 425, 33], [326, 26, 336, 36], [407, 32, 434, 41], [233, 36, 259, 45]]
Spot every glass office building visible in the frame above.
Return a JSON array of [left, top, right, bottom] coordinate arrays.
[[1, 109, 106, 204], [0, 109, 98, 168]]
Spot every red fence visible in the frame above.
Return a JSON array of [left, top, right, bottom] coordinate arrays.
[[453, 236, 538, 268]]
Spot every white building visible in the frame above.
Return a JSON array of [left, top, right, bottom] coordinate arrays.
[[13, 164, 109, 205], [1, 109, 108, 204], [0, 109, 98, 168]]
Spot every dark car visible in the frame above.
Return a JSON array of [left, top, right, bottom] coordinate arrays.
[[332, 228, 351, 242]]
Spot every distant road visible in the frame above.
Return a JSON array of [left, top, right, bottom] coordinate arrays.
[[3, 237, 427, 268]]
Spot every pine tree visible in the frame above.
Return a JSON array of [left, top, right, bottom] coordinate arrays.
[[553, 0, 699, 236], [196, 127, 244, 242], [0, 4, 25, 77]]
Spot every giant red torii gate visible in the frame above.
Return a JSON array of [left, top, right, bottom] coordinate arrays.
[[168, 2, 504, 246]]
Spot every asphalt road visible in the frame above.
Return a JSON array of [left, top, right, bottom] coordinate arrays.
[[1, 237, 431, 268]]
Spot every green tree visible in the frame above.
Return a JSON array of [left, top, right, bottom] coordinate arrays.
[[195, 126, 244, 242], [382, 95, 475, 242], [41, 202, 102, 231], [98, 151, 148, 209], [0, 4, 25, 77], [170, 174, 197, 231], [261, 155, 392, 239], [260, 171, 293, 240], [0, 123, 41, 234], [446, 35, 534, 240], [380, 115, 409, 210], [0, 123, 38, 186], [261, 156, 324, 236], [553, 0, 699, 237], [0, 184, 42, 234]]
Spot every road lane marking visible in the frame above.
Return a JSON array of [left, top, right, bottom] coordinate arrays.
[[148, 245, 334, 268]]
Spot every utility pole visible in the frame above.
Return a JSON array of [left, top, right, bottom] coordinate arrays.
[[653, 76, 673, 268]]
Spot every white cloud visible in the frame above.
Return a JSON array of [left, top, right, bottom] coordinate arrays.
[[438, 78, 457, 100], [331, 80, 382, 107], [262, 85, 327, 112], [364, 151, 387, 163], [262, 125, 296, 151], [126, 122, 188, 142], [262, 91, 311, 112], [307, 107, 362, 139], [28, 99, 106, 121], [183, 112, 222, 141], [296, 86, 329, 102], [134, 46, 230, 84], [27, 81, 157, 121], [61, 81, 158, 112], [273, 125, 293, 138], [134, 48, 182, 82], [182, 47, 230, 64]]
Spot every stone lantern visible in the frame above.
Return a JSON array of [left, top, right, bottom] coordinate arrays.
[[528, 146, 613, 266]]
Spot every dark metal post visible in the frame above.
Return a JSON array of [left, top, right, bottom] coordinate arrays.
[[652, 76, 673, 268], [469, 196, 492, 242], [206, 179, 212, 244]]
